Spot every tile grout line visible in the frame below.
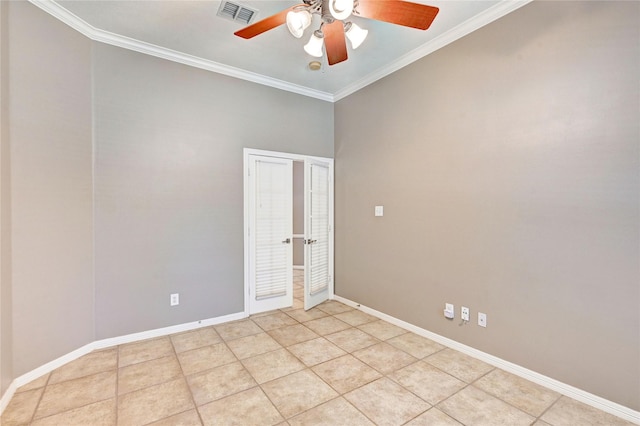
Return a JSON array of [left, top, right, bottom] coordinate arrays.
[[27, 370, 52, 424], [535, 393, 564, 425], [169, 328, 209, 426]]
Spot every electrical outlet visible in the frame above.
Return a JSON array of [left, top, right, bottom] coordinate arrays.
[[444, 303, 454, 319], [478, 312, 487, 327], [461, 306, 470, 322], [170, 293, 179, 306]]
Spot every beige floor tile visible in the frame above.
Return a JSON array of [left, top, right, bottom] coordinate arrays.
[[438, 385, 535, 426], [226, 332, 282, 359], [1, 387, 43, 425], [312, 354, 382, 394], [425, 348, 494, 383], [252, 312, 299, 331], [358, 320, 408, 340], [281, 298, 304, 311], [261, 369, 338, 419], [325, 328, 380, 353], [268, 324, 319, 347], [316, 300, 354, 315], [344, 377, 430, 426], [389, 360, 466, 405], [16, 373, 49, 393], [118, 337, 174, 368], [117, 378, 194, 425], [288, 397, 375, 426], [333, 309, 378, 326], [34, 371, 116, 420], [215, 319, 263, 341], [303, 316, 351, 335], [170, 327, 221, 353], [540, 396, 636, 426], [387, 333, 445, 359], [147, 409, 202, 425], [187, 361, 256, 406], [284, 308, 328, 323], [250, 309, 280, 318], [404, 408, 462, 425], [198, 386, 283, 426], [533, 421, 552, 426], [287, 337, 346, 366], [118, 355, 182, 395], [177, 343, 237, 376], [352, 342, 417, 374], [49, 349, 117, 385], [241, 348, 305, 384], [31, 398, 115, 426], [474, 369, 560, 417]]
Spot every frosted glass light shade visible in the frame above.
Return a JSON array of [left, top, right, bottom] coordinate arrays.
[[304, 31, 324, 57], [345, 22, 368, 49], [286, 10, 312, 38], [329, 0, 353, 20]]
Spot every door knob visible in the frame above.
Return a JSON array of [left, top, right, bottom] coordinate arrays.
[[282, 238, 291, 244], [305, 239, 317, 245]]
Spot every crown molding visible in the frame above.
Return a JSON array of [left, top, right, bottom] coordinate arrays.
[[333, 0, 534, 101], [29, 0, 532, 103], [28, 0, 335, 102]]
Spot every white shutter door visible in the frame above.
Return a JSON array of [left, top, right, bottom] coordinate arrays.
[[249, 156, 293, 313], [304, 160, 333, 310]]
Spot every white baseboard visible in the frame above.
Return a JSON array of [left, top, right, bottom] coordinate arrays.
[[332, 295, 640, 425], [92, 311, 247, 350], [293, 265, 305, 270], [0, 311, 247, 415]]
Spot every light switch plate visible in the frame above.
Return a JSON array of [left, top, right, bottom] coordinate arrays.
[[375, 206, 384, 217]]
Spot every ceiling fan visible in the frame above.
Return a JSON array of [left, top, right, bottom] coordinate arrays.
[[234, 0, 439, 66]]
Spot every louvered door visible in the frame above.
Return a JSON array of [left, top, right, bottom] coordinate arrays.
[[248, 155, 293, 314], [304, 160, 333, 310]]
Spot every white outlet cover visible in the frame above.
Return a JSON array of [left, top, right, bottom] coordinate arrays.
[[461, 306, 470, 321], [444, 303, 454, 319], [170, 293, 179, 306], [478, 312, 487, 327], [374, 206, 384, 217]]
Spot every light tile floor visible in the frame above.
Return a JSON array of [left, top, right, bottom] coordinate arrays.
[[2, 271, 634, 426]]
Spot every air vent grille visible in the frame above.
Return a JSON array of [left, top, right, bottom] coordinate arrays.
[[217, 1, 258, 25]]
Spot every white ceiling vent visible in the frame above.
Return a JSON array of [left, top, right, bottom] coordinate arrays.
[[217, 1, 258, 25]]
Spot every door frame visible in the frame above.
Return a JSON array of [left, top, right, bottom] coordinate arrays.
[[243, 148, 334, 315]]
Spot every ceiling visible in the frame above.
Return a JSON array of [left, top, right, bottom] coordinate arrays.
[[35, 0, 532, 101]]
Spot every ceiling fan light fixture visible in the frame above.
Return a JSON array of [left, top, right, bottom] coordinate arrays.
[[286, 9, 312, 38], [345, 21, 368, 49], [304, 30, 324, 57], [329, 0, 354, 21]]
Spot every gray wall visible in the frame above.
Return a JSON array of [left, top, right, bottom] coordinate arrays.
[[92, 45, 333, 339], [0, 0, 333, 388], [335, 1, 639, 410], [0, 0, 12, 393], [7, 2, 95, 378]]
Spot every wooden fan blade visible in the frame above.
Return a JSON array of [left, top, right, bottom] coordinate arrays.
[[234, 4, 306, 39], [356, 0, 439, 30], [323, 20, 348, 66]]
